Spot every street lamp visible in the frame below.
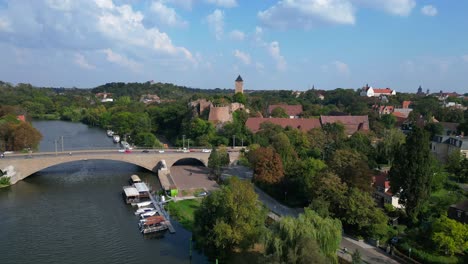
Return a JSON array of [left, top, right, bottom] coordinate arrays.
[[183, 135, 186, 149], [233, 135, 236, 149]]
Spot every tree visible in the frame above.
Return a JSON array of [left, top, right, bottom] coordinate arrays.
[[271, 107, 289, 118], [328, 149, 373, 192], [431, 215, 468, 256], [252, 147, 285, 185], [134, 132, 162, 148], [232, 92, 246, 104], [352, 249, 362, 264], [263, 209, 342, 264], [389, 127, 434, 223], [377, 128, 405, 166], [193, 178, 266, 260], [207, 147, 229, 180], [380, 114, 396, 129]]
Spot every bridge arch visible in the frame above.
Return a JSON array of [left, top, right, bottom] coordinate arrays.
[[171, 158, 206, 167]]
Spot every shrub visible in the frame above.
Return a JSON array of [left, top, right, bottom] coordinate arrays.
[[396, 241, 459, 264], [0, 176, 10, 186]]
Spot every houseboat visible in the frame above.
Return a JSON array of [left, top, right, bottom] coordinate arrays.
[[113, 135, 120, 143], [122, 186, 140, 204], [133, 182, 150, 198], [139, 215, 168, 234], [129, 175, 142, 185]]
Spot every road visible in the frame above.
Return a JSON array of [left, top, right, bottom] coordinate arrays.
[[254, 185, 400, 264]]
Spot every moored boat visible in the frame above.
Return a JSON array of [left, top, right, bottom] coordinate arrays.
[[113, 135, 120, 143], [106, 130, 114, 137]]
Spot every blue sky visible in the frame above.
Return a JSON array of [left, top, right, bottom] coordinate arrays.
[[0, 0, 467, 93]]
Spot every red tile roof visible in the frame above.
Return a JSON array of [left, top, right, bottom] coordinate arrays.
[[16, 115, 25, 122], [268, 104, 303, 117], [402, 101, 412, 109], [320, 115, 369, 135], [246, 117, 321, 133], [373, 88, 394, 94]]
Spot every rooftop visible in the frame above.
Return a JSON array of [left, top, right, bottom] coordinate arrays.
[[320, 115, 369, 135], [235, 75, 243, 82], [246, 117, 321, 133]]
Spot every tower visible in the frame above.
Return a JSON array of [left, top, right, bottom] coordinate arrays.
[[235, 75, 243, 94]]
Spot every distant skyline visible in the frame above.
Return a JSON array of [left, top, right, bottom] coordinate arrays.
[[0, 0, 467, 93]]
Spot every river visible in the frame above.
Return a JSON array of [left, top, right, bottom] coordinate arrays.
[[0, 120, 206, 264]]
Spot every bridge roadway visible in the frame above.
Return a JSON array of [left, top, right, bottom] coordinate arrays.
[[0, 149, 211, 185]]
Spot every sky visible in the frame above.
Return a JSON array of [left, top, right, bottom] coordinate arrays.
[[0, 0, 467, 93]]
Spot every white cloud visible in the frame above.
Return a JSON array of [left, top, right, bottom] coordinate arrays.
[[258, 0, 417, 30], [233, 49, 251, 65], [102, 49, 141, 72], [462, 55, 468, 63], [166, 0, 193, 10], [332, 60, 350, 75], [46, 0, 74, 11], [74, 53, 96, 70], [0, 17, 12, 32], [268, 41, 287, 71], [256, 62, 265, 72], [206, 9, 224, 40], [150, 1, 188, 27], [95, 0, 115, 9], [258, 0, 356, 30], [421, 5, 438, 16], [205, 0, 237, 8], [357, 0, 416, 16], [229, 30, 245, 41]]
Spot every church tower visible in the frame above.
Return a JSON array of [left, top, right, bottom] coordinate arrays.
[[235, 75, 243, 94]]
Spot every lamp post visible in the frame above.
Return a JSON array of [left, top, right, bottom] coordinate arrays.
[[233, 135, 236, 149], [183, 135, 185, 149], [187, 139, 190, 149]]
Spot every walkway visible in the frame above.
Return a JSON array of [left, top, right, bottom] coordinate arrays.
[[253, 185, 400, 264]]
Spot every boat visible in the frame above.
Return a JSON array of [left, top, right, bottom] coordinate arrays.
[[134, 201, 152, 208], [113, 135, 120, 143], [129, 175, 142, 185], [135, 207, 155, 215], [122, 186, 140, 204], [106, 130, 114, 137], [140, 211, 157, 218]]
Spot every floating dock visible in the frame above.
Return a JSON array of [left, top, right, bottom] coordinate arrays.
[[148, 192, 175, 234]]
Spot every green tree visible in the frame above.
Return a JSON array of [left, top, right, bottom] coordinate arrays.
[[389, 127, 434, 223], [431, 215, 468, 255], [193, 178, 266, 260], [263, 209, 342, 264], [377, 128, 405, 166], [352, 249, 362, 264], [134, 132, 162, 148], [380, 114, 397, 129], [207, 147, 229, 180], [271, 107, 289, 118], [232, 92, 246, 104], [328, 149, 372, 192]]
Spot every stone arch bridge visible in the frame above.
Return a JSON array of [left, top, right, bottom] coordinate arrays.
[[0, 149, 216, 186]]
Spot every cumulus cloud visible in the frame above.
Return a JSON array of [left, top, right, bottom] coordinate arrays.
[[229, 30, 245, 41], [0, 17, 12, 32], [150, 1, 188, 27], [206, 9, 224, 40], [233, 49, 251, 65], [205, 0, 237, 8], [166, 0, 193, 10], [102, 49, 141, 72], [74, 53, 96, 70], [268, 41, 287, 71], [258, 0, 356, 29], [258, 0, 417, 29], [421, 5, 438, 16]]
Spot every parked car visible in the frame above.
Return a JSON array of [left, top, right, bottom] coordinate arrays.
[[202, 149, 211, 153], [196, 191, 208, 197]]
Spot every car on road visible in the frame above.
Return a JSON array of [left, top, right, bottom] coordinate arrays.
[[158, 150, 165, 153], [118, 149, 125, 153], [142, 150, 149, 153], [125, 149, 132, 154], [201, 149, 211, 153], [182, 148, 190, 153]]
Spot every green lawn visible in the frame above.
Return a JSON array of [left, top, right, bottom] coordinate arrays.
[[166, 199, 202, 231]]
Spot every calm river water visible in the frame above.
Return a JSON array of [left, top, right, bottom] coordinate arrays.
[[0, 120, 206, 264]]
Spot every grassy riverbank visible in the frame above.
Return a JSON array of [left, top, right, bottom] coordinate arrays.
[[166, 199, 202, 231]]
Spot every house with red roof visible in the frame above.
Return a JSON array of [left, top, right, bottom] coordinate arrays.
[[320, 115, 369, 135], [245, 117, 321, 133], [268, 104, 303, 119], [372, 172, 403, 209], [360, 84, 396, 97]]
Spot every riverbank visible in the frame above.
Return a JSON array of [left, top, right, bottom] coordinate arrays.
[[166, 199, 201, 231]]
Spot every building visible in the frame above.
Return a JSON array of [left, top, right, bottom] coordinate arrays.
[[431, 135, 468, 162], [208, 103, 248, 126], [320, 115, 369, 135], [372, 172, 403, 209], [235, 75, 243, 94], [268, 104, 303, 119], [140, 94, 161, 104], [448, 200, 468, 224], [360, 84, 396, 97], [95, 92, 114, 103], [245, 117, 321, 133], [16, 115, 25, 122]]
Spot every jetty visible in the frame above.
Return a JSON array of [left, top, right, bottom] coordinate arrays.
[[148, 192, 175, 234]]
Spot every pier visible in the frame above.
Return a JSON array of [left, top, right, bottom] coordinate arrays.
[[148, 192, 176, 234]]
